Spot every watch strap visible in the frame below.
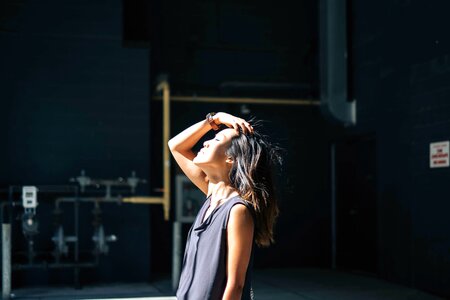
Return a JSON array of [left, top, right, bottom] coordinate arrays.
[[206, 112, 219, 130]]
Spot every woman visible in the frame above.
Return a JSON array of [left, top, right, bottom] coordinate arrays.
[[168, 112, 281, 300]]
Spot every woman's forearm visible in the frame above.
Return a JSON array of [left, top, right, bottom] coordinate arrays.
[[167, 111, 253, 153], [167, 117, 213, 152]]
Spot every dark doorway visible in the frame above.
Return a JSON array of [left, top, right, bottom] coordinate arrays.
[[335, 134, 377, 274]]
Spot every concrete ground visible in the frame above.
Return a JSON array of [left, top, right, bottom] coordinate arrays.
[[8, 268, 445, 300]]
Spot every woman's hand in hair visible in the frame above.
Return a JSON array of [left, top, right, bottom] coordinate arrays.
[[215, 112, 254, 134]]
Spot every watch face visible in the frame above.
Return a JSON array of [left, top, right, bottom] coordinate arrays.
[[207, 113, 219, 130]]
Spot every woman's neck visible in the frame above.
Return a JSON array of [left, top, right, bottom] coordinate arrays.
[[202, 165, 239, 202], [207, 181, 239, 203]]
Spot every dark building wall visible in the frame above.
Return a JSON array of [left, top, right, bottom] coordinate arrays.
[[152, 0, 319, 96], [350, 1, 450, 296], [0, 0, 151, 284]]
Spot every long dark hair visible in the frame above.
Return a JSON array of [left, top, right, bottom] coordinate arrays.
[[225, 120, 282, 247]]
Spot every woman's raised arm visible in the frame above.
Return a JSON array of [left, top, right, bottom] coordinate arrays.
[[168, 116, 214, 195]]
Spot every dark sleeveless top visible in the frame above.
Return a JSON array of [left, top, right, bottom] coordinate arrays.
[[176, 195, 255, 300]]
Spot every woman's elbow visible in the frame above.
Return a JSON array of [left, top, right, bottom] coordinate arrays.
[[167, 139, 177, 151]]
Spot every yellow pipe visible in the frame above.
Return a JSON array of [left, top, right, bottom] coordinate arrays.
[[153, 95, 319, 106], [162, 82, 171, 220], [122, 196, 164, 204], [123, 80, 172, 221]]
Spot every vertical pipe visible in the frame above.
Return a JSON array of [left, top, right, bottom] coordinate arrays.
[[319, 0, 356, 126], [172, 221, 182, 291], [331, 143, 337, 269], [74, 187, 80, 289], [8, 187, 13, 224], [2, 223, 11, 300], [28, 239, 34, 265], [162, 82, 171, 220]]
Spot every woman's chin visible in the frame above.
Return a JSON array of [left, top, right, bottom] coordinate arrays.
[[192, 156, 202, 165], [193, 157, 210, 167]]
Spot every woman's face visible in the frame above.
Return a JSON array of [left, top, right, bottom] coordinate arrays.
[[193, 128, 238, 167]]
